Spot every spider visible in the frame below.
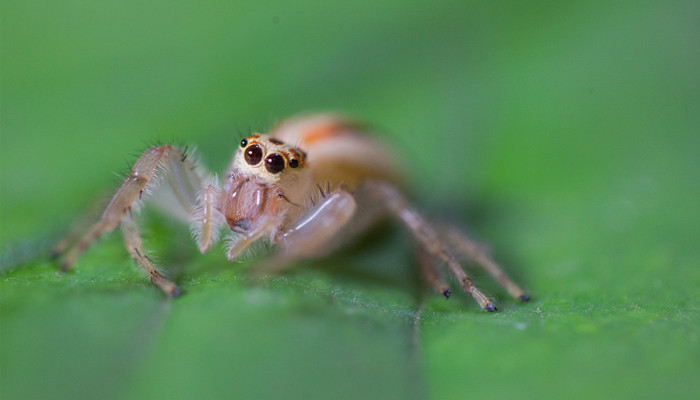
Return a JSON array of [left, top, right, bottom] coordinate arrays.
[[53, 113, 529, 311]]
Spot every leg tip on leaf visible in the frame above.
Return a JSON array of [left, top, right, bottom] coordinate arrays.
[[442, 288, 451, 299], [518, 294, 531, 302], [484, 302, 497, 312]]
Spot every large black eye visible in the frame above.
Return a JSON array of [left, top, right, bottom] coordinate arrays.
[[265, 153, 285, 174], [244, 144, 263, 165], [240, 138, 248, 148]]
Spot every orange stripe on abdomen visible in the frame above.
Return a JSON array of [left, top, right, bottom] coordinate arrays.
[[298, 120, 351, 146]]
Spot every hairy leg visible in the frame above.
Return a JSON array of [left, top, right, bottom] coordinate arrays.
[[437, 223, 530, 302], [50, 194, 110, 259], [415, 245, 451, 299], [54, 145, 206, 292], [121, 212, 179, 296], [361, 181, 497, 312], [191, 184, 226, 253]]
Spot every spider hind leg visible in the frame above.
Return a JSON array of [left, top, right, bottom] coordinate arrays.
[[437, 223, 530, 302], [360, 180, 501, 311]]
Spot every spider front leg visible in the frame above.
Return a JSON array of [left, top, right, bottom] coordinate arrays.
[[362, 181, 497, 312], [226, 214, 284, 261], [54, 145, 205, 296], [255, 189, 357, 274], [121, 212, 179, 296]]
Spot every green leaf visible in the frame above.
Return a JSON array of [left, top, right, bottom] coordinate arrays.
[[2, 1, 698, 400]]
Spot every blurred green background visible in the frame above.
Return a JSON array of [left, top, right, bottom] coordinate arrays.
[[1, 1, 698, 399]]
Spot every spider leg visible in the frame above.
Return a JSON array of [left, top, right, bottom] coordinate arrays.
[[415, 245, 451, 299], [191, 184, 226, 253], [255, 189, 357, 274], [226, 214, 283, 260], [361, 181, 497, 312], [437, 223, 529, 302], [121, 212, 179, 296], [54, 145, 207, 295], [50, 195, 108, 259]]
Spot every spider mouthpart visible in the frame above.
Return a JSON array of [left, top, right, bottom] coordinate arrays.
[[240, 138, 248, 148], [265, 153, 285, 174], [245, 144, 263, 165]]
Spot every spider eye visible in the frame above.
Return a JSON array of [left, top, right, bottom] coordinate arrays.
[[265, 153, 285, 174], [240, 138, 248, 148], [244, 144, 263, 165], [289, 158, 299, 168]]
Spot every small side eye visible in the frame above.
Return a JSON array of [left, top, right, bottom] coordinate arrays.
[[240, 138, 248, 148], [265, 153, 285, 174], [289, 158, 299, 168], [244, 144, 263, 165]]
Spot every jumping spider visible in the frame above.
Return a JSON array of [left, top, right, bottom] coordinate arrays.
[[53, 114, 529, 311]]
